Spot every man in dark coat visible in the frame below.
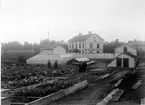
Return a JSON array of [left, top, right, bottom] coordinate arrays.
[[54, 60, 58, 69], [84, 61, 87, 72], [81, 61, 84, 72], [47, 60, 51, 69], [79, 61, 82, 72]]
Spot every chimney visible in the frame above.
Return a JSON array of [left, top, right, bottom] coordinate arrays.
[[88, 31, 92, 34], [116, 39, 119, 43], [79, 33, 82, 36], [134, 39, 137, 42]]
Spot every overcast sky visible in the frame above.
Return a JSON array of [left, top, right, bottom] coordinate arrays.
[[0, 0, 145, 44]]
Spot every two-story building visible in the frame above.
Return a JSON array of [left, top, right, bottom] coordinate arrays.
[[115, 44, 137, 56], [68, 31, 104, 54], [127, 40, 145, 51]]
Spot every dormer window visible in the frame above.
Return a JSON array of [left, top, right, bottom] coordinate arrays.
[[124, 47, 127, 52]]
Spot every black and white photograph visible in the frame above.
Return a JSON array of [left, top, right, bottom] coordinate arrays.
[[0, 0, 145, 105]]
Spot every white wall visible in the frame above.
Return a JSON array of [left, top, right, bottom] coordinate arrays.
[[107, 53, 135, 68], [85, 35, 103, 53], [41, 50, 53, 54], [115, 46, 137, 55], [53, 46, 66, 54], [68, 34, 104, 54]]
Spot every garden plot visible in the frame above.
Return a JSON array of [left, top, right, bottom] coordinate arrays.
[[1, 64, 66, 89], [10, 77, 88, 105]]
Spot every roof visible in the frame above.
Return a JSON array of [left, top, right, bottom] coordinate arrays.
[[115, 52, 137, 60], [26, 54, 73, 64], [127, 40, 145, 46], [115, 44, 136, 50], [75, 57, 90, 62], [41, 44, 59, 50], [124, 52, 137, 58], [69, 33, 104, 42], [6, 49, 36, 54], [108, 52, 137, 66]]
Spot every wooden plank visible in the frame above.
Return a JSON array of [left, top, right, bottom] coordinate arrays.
[[111, 89, 124, 101], [132, 80, 142, 89], [96, 88, 119, 105], [1, 97, 11, 105], [26, 80, 88, 105], [113, 79, 123, 87], [64, 86, 76, 95], [11, 102, 27, 105], [1, 89, 11, 97]]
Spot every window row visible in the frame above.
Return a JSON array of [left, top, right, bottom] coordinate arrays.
[[90, 43, 100, 49], [69, 43, 84, 49], [69, 43, 100, 49]]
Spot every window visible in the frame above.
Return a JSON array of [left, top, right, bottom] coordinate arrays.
[[90, 43, 93, 48], [76, 44, 77, 49], [97, 44, 100, 48], [79, 43, 81, 48], [116, 58, 122, 67], [124, 47, 127, 52], [72, 44, 74, 49], [123, 58, 129, 67], [97, 51, 99, 53], [83, 43, 84, 48]]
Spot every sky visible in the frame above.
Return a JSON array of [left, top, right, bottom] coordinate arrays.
[[0, 0, 145, 44]]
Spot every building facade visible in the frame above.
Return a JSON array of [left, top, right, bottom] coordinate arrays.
[[40, 45, 66, 54], [115, 44, 137, 56], [127, 40, 145, 51], [107, 52, 137, 68], [68, 31, 104, 54]]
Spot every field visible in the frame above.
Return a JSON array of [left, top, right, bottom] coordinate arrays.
[[2, 61, 145, 105]]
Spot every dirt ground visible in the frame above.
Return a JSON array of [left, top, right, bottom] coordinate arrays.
[[49, 68, 145, 105], [49, 82, 108, 105]]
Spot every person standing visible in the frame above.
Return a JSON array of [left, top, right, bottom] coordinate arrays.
[[47, 60, 51, 69], [54, 60, 58, 69], [84, 61, 87, 72], [79, 61, 82, 72]]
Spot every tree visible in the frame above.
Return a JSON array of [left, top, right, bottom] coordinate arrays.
[[33, 43, 40, 54], [103, 40, 125, 53], [23, 41, 32, 50], [39, 39, 49, 48]]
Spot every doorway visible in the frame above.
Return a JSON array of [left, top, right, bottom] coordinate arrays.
[[123, 58, 129, 67], [116, 58, 122, 67]]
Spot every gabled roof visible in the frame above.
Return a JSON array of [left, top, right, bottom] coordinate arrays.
[[41, 44, 57, 50], [75, 57, 90, 62], [41, 44, 64, 50], [107, 52, 137, 66], [115, 52, 137, 59], [127, 40, 145, 46], [69, 33, 104, 42], [115, 44, 136, 50], [124, 52, 137, 58], [6, 49, 36, 54]]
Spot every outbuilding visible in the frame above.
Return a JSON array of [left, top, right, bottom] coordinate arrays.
[[107, 52, 137, 68], [115, 44, 137, 56], [40, 44, 66, 55]]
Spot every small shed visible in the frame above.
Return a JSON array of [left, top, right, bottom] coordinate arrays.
[[67, 57, 90, 66], [115, 44, 137, 56], [107, 52, 137, 68]]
